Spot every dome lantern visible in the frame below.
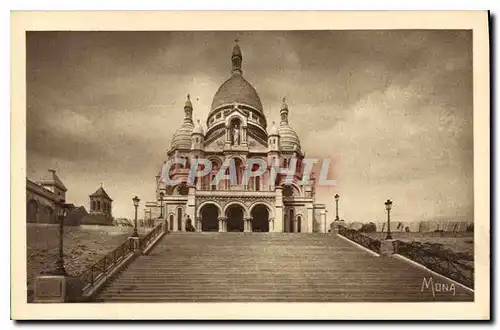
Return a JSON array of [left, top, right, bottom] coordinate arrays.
[[231, 38, 242, 75], [280, 96, 289, 126], [184, 94, 193, 124]]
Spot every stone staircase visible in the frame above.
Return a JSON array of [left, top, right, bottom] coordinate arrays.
[[95, 233, 474, 302]]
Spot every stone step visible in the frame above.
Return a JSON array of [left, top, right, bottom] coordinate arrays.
[[96, 292, 470, 302], [95, 233, 473, 302]]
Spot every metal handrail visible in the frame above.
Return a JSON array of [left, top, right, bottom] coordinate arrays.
[[395, 240, 474, 289], [139, 223, 164, 251], [79, 237, 135, 291], [338, 225, 381, 253]]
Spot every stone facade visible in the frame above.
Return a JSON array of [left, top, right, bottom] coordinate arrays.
[[146, 42, 326, 233], [26, 169, 67, 224]]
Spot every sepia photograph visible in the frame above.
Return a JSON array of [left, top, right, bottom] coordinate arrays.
[[11, 11, 490, 320]]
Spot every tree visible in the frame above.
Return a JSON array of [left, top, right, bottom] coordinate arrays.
[[359, 222, 377, 233]]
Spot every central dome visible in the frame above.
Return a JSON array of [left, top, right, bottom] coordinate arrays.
[[210, 74, 263, 113]]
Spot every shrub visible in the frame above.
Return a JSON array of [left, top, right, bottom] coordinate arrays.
[[405, 226, 410, 233], [466, 223, 474, 232], [434, 229, 445, 237], [359, 222, 377, 233]]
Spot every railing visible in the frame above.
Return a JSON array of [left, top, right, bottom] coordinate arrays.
[[395, 240, 474, 289], [139, 222, 165, 251], [338, 226, 381, 254], [79, 237, 135, 291]]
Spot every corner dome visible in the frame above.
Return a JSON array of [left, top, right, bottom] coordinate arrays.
[[278, 125, 301, 152], [210, 74, 263, 113], [171, 122, 194, 149]]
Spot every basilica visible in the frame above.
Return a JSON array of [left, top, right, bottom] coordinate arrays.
[[146, 42, 327, 233]]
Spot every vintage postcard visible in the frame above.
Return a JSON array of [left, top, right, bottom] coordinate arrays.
[[11, 11, 490, 320]]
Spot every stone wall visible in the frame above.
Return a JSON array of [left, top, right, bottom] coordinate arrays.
[[342, 220, 473, 232], [26, 179, 57, 224]]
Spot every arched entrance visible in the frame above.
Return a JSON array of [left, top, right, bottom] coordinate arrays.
[[296, 215, 302, 233], [169, 214, 174, 231], [288, 209, 295, 233], [251, 204, 269, 232], [177, 208, 183, 231], [200, 204, 219, 232], [226, 205, 244, 232]]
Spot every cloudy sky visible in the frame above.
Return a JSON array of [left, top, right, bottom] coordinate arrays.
[[26, 30, 473, 222]]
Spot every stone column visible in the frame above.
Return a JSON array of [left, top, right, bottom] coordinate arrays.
[[306, 205, 314, 233], [224, 126, 231, 149], [269, 218, 274, 232], [218, 217, 223, 232], [244, 218, 252, 232], [274, 186, 284, 233], [223, 218, 228, 232], [241, 126, 248, 147], [196, 217, 202, 232], [320, 209, 327, 233], [186, 187, 196, 228], [293, 219, 298, 233]]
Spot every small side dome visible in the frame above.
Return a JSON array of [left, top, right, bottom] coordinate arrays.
[[171, 122, 194, 149], [268, 121, 279, 136], [192, 119, 204, 135], [278, 125, 301, 152]]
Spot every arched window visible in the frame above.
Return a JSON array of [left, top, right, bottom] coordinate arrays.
[[97, 201, 101, 211], [297, 215, 302, 233], [211, 174, 216, 191], [169, 214, 174, 231], [224, 168, 230, 190], [255, 176, 260, 191], [91, 201, 96, 211], [234, 158, 242, 185], [177, 208, 183, 231], [289, 209, 295, 233]]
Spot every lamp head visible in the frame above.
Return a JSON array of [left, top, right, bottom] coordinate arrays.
[[385, 199, 393, 211], [334, 194, 340, 202], [160, 191, 164, 198], [58, 202, 72, 218], [133, 196, 140, 207]]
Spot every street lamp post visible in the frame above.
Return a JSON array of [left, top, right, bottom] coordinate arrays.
[[133, 196, 140, 237], [159, 191, 164, 219], [385, 199, 393, 240], [149, 207, 152, 228], [34, 200, 74, 302], [334, 194, 340, 221], [53, 201, 71, 275]]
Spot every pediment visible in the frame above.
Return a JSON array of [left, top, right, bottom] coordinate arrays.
[[204, 132, 226, 150], [247, 133, 267, 149]]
